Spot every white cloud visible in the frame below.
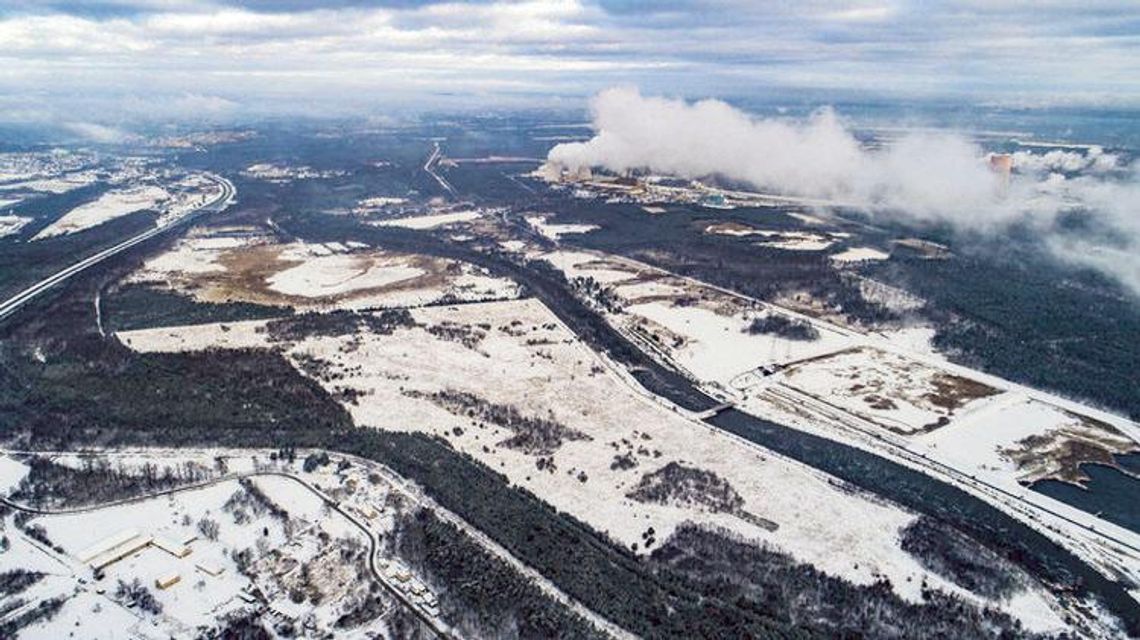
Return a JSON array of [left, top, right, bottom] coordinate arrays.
[[0, 1, 1136, 107], [62, 121, 134, 143], [549, 87, 1140, 294]]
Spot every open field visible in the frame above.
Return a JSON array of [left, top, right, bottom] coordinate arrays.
[[126, 228, 519, 312], [372, 210, 482, 230], [32, 186, 169, 240], [526, 215, 600, 240], [780, 347, 1001, 435], [538, 248, 852, 387], [918, 396, 1140, 487]]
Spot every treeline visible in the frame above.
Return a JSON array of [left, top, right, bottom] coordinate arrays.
[[655, 524, 1052, 640], [10, 457, 211, 509], [0, 597, 65, 637], [103, 284, 289, 333], [263, 308, 414, 343], [0, 570, 43, 597], [901, 516, 1024, 600], [394, 508, 608, 639]]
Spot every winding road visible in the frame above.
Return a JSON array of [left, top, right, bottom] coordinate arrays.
[[0, 465, 457, 639]]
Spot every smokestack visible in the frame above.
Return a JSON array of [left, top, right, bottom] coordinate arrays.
[[989, 153, 1013, 188]]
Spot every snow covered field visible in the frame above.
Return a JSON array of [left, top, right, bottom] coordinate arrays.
[[780, 347, 1000, 435], [0, 171, 100, 195], [127, 232, 519, 311], [117, 300, 1069, 632], [533, 246, 1140, 602], [832, 246, 889, 262], [0, 214, 32, 239], [537, 249, 852, 388], [917, 395, 1140, 487], [33, 185, 169, 240], [702, 221, 851, 251], [372, 210, 481, 229], [526, 215, 600, 240]]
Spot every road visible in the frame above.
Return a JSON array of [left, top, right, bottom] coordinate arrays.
[[0, 446, 634, 639], [0, 465, 457, 639], [423, 142, 457, 197], [0, 173, 235, 323]]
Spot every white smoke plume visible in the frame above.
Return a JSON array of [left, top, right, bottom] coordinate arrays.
[[547, 87, 1140, 295]]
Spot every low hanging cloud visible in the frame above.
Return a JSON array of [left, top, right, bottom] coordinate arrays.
[[547, 87, 1140, 296]]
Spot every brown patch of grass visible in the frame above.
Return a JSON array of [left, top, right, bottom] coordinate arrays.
[[923, 373, 999, 411]]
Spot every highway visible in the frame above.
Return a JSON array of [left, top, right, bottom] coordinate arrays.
[[0, 173, 235, 323]]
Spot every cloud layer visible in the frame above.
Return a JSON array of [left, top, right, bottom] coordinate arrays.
[[1, 0, 1139, 121], [548, 88, 1140, 295]]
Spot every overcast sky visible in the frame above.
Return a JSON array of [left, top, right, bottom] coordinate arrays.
[[2, 0, 1138, 122]]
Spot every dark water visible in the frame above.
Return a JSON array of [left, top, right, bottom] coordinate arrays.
[[708, 409, 1140, 633], [1033, 453, 1140, 533]]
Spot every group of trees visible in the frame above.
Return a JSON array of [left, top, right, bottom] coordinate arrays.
[[745, 314, 820, 341], [411, 389, 590, 455], [900, 516, 1024, 600], [394, 508, 608, 639], [654, 524, 1043, 639], [626, 462, 745, 515], [263, 308, 414, 343], [10, 457, 211, 509]]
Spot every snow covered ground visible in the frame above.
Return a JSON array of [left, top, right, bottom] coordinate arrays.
[[267, 251, 426, 298], [0, 454, 30, 492], [372, 210, 481, 229], [533, 246, 1140, 608], [779, 347, 1000, 435], [702, 222, 849, 251], [127, 233, 519, 312], [33, 185, 169, 240], [526, 215, 600, 240], [3, 452, 422, 639], [118, 299, 1070, 632], [917, 394, 1139, 486], [832, 246, 889, 262], [0, 171, 101, 195], [0, 214, 32, 239]]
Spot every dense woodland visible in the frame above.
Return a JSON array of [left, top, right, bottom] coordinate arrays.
[[901, 516, 1024, 600], [868, 250, 1140, 419], [654, 524, 1058, 640], [393, 508, 608, 639]]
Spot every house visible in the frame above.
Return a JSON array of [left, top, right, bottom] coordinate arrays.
[[155, 573, 181, 590]]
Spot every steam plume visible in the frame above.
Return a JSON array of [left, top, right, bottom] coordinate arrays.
[[547, 88, 1140, 295]]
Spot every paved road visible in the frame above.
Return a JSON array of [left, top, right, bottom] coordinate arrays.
[[423, 142, 457, 197], [0, 173, 235, 323]]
